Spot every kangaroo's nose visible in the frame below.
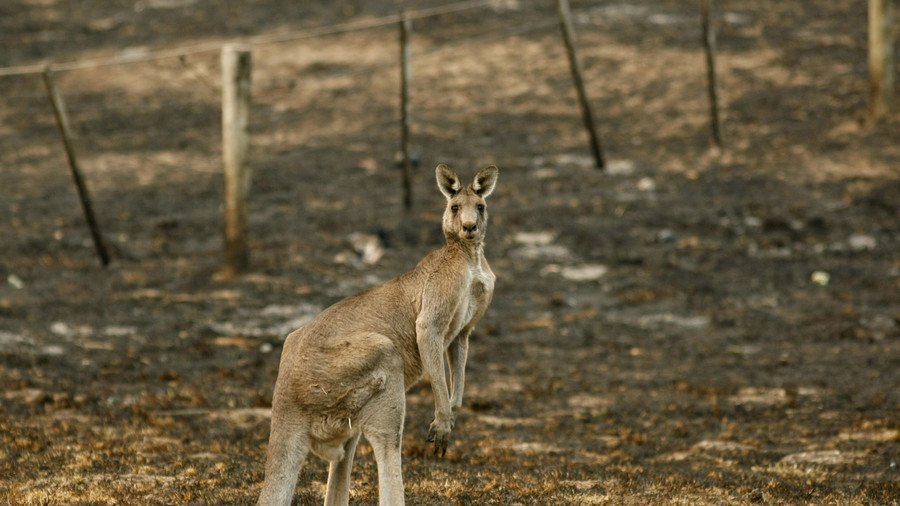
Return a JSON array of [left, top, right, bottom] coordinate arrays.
[[463, 223, 477, 233]]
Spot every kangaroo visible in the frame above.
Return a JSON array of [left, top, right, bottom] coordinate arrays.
[[257, 164, 498, 506]]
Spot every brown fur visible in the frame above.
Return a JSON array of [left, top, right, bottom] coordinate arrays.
[[257, 164, 498, 506]]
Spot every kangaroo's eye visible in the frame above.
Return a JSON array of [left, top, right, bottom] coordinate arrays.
[[451, 205, 459, 214], [477, 204, 485, 213]]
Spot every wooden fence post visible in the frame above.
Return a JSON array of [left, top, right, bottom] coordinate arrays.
[[701, 0, 723, 147], [869, 0, 894, 120], [221, 44, 252, 277], [42, 66, 111, 267], [399, 11, 414, 211], [556, 0, 605, 170]]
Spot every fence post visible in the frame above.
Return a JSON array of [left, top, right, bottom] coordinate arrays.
[[399, 11, 414, 211], [868, 0, 894, 121], [42, 66, 111, 267], [700, 0, 723, 147], [221, 44, 252, 277], [556, 0, 605, 170]]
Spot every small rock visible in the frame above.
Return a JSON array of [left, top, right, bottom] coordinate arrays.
[[637, 313, 710, 329], [261, 305, 301, 317], [847, 234, 877, 251], [41, 345, 65, 356], [349, 233, 385, 266], [811, 271, 830, 286], [514, 231, 556, 246], [50, 322, 94, 338], [86, 15, 125, 33], [657, 229, 676, 242], [119, 46, 149, 63], [648, 13, 689, 25], [490, 0, 522, 12], [259, 342, 273, 354], [553, 154, 595, 169], [606, 159, 635, 175], [50, 322, 72, 337], [743, 216, 762, 228], [7, 274, 24, 289], [103, 325, 137, 337], [636, 177, 656, 192], [560, 264, 609, 282], [730, 387, 787, 406], [510, 244, 572, 261], [723, 12, 753, 25]]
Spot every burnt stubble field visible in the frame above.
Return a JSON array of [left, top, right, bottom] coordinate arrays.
[[1, 0, 898, 504]]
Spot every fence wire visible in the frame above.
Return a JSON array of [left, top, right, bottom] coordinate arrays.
[[0, 0, 496, 78]]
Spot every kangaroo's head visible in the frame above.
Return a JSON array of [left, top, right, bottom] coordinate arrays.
[[436, 164, 499, 245]]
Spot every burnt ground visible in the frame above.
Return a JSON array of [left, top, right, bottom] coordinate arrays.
[[0, 0, 898, 504]]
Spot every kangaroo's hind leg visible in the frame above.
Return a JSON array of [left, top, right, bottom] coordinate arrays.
[[362, 372, 406, 506], [257, 412, 310, 506], [323, 432, 362, 506]]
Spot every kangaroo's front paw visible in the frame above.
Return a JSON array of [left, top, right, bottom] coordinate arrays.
[[427, 417, 452, 457]]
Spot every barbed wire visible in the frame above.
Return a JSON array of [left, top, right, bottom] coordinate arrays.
[[243, 13, 559, 103], [0, 15, 559, 122], [0, 0, 495, 78], [417, 17, 559, 59]]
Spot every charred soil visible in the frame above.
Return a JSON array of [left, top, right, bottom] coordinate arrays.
[[1, 0, 898, 504]]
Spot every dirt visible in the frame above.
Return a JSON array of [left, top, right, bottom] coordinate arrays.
[[1, 0, 898, 504]]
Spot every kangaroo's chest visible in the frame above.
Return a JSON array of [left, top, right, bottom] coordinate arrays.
[[447, 262, 495, 342]]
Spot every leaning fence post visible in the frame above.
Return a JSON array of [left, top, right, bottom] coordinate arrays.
[[399, 11, 414, 211], [42, 66, 111, 267], [868, 0, 894, 121], [556, 0, 605, 170], [221, 44, 252, 277], [700, 0, 723, 147]]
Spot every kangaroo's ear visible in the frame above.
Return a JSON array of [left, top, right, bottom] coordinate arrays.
[[436, 164, 461, 199], [472, 165, 498, 198]]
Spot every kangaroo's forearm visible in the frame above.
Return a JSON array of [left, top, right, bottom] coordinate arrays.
[[448, 333, 469, 410], [417, 331, 452, 419]]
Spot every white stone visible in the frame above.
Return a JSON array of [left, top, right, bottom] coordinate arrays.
[[513, 231, 556, 246], [637, 313, 710, 329], [811, 271, 830, 286], [50, 322, 72, 337], [560, 264, 609, 282], [103, 326, 137, 337], [553, 154, 595, 168], [41, 345, 65, 356], [606, 159, 636, 175], [848, 234, 877, 251], [636, 177, 656, 192]]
